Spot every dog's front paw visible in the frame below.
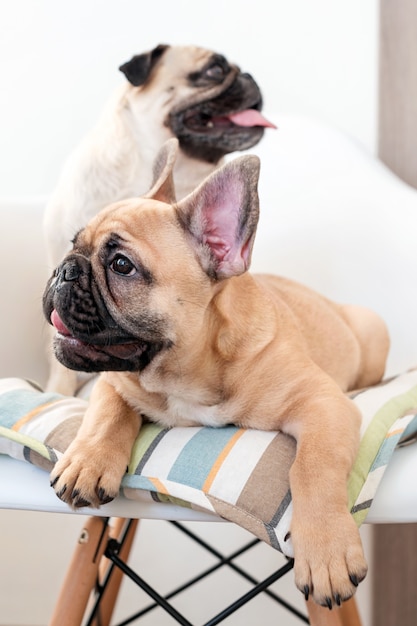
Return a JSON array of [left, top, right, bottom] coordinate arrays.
[[50, 442, 127, 509], [291, 511, 367, 608]]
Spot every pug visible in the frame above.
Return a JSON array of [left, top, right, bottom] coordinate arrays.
[[44, 138, 389, 608], [43, 43, 275, 394], [43, 43, 275, 271]]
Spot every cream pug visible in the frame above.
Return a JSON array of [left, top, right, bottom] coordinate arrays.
[[43, 139, 389, 608]]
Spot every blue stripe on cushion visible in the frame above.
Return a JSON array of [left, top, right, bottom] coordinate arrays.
[[167, 425, 239, 489], [123, 475, 156, 491], [370, 432, 404, 471], [0, 389, 61, 428]]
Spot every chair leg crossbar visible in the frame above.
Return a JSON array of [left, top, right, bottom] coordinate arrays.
[[50, 516, 362, 626], [82, 518, 308, 626]]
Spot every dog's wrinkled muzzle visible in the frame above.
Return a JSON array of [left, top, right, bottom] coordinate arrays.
[[43, 254, 168, 373]]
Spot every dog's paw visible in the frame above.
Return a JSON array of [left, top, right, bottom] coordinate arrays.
[[50, 443, 127, 509], [291, 511, 367, 608]]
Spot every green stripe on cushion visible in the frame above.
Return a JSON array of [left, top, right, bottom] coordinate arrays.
[[150, 490, 193, 509], [0, 425, 52, 460], [128, 423, 168, 474], [348, 383, 417, 512]]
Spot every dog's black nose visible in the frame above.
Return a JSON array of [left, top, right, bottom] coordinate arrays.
[[52, 254, 90, 292], [61, 260, 81, 282]]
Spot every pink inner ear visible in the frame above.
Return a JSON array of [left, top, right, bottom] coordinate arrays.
[[202, 180, 243, 261], [200, 180, 251, 277], [178, 159, 258, 279], [203, 213, 237, 261]]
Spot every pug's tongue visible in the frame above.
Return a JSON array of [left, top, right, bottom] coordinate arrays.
[[226, 110, 277, 128]]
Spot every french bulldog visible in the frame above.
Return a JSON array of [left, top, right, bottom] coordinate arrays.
[[43, 43, 275, 394], [43, 138, 389, 609]]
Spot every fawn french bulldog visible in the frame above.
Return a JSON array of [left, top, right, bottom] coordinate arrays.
[[43, 138, 389, 608]]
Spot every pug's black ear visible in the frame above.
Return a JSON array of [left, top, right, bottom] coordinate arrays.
[[145, 138, 178, 204], [119, 44, 169, 86]]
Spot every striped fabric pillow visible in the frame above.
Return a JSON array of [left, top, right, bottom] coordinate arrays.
[[0, 370, 417, 556]]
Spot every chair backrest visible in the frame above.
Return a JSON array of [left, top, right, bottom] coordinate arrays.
[[249, 116, 417, 377], [0, 199, 50, 386]]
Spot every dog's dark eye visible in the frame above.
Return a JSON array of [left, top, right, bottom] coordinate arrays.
[[110, 255, 136, 276], [205, 63, 225, 80]]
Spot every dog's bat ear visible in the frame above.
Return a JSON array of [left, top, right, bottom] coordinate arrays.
[[119, 44, 169, 86], [145, 138, 178, 204], [176, 155, 260, 280]]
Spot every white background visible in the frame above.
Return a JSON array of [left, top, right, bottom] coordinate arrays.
[[0, 0, 378, 198]]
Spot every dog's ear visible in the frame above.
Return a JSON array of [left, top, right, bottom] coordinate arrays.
[[145, 138, 178, 204], [176, 156, 260, 279], [119, 44, 169, 86]]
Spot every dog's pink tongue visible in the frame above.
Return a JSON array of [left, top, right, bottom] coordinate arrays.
[[51, 309, 71, 336], [227, 110, 277, 128]]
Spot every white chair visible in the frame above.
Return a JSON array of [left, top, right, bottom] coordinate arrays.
[[1, 116, 417, 626]]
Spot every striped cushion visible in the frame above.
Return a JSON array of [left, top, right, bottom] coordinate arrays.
[[1, 370, 417, 557]]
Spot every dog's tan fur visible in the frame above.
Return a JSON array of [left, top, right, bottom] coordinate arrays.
[[46, 139, 389, 607]]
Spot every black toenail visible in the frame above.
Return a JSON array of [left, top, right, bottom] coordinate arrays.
[[57, 485, 67, 498], [74, 497, 91, 508], [97, 487, 114, 505]]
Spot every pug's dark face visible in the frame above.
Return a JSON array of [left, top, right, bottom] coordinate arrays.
[[120, 44, 275, 164], [168, 58, 270, 163]]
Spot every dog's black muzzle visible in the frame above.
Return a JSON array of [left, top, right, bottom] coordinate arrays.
[[43, 254, 112, 341], [169, 71, 266, 163], [43, 255, 169, 373]]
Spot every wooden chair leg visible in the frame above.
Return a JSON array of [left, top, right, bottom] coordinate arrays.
[[49, 516, 110, 626], [338, 597, 362, 626], [89, 518, 139, 626], [306, 596, 362, 626]]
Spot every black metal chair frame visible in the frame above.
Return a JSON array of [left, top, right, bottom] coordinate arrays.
[[85, 518, 309, 626]]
